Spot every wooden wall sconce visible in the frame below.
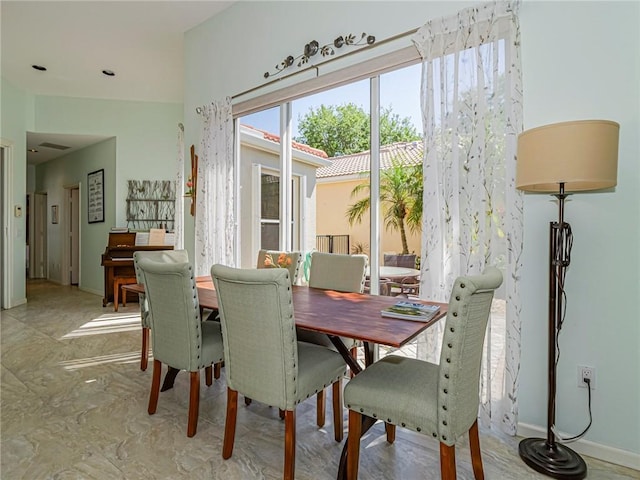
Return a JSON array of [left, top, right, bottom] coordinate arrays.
[[186, 145, 198, 216]]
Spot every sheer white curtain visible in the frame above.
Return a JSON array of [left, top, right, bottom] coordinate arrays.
[[413, 1, 523, 435], [174, 123, 185, 249], [195, 98, 235, 275]]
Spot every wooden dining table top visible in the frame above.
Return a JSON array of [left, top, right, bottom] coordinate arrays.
[[124, 275, 447, 349]]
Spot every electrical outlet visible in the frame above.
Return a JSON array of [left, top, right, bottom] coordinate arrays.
[[578, 365, 596, 389]]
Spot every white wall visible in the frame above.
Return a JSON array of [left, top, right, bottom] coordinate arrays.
[[184, 0, 640, 460]]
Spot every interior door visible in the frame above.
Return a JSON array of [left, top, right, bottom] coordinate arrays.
[[70, 188, 80, 284]]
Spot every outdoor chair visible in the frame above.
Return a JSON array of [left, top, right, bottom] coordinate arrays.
[[343, 267, 503, 480], [137, 257, 224, 437], [211, 265, 347, 480]]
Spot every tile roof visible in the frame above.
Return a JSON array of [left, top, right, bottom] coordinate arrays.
[[316, 141, 424, 178], [242, 124, 328, 159]]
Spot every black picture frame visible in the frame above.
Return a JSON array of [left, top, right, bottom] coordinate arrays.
[[87, 169, 104, 223]]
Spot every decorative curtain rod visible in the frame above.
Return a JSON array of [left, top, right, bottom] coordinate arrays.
[[231, 26, 419, 101], [193, 25, 420, 113]]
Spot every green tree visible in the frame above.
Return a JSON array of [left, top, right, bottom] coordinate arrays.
[[295, 103, 420, 157], [346, 161, 423, 254]]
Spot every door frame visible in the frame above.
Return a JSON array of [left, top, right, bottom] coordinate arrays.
[[1, 139, 14, 309], [64, 185, 81, 285]]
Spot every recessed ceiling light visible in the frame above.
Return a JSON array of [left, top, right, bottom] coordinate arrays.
[[102, 69, 115, 77], [28, 148, 39, 153], [32, 65, 47, 71]]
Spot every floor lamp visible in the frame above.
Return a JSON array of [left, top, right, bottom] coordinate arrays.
[[515, 119, 619, 480]]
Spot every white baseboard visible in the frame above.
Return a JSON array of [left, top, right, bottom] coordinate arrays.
[[517, 423, 640, 471], [78, 286, 102, 297]]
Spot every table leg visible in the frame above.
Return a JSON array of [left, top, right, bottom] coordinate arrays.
[[336, 415, 377, 480], [161, 366, 180, 391], [327, 336, 380, 479], [328, 335, 361, 375]]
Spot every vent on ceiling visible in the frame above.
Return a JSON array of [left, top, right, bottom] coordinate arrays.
[[39, 142, 71, 150]]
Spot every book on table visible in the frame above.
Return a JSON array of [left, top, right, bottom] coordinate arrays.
[[381, 301, 441, 322]]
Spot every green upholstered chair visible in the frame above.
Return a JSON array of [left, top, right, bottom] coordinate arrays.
[[137, 256, 224, 438], [133, 249, 189, 371], [257, 249, 302, 285], [211, 264, 347, 480], [298, 251, 368, 350], [297, 251, 368, 418], [343, 267, 503, 480]]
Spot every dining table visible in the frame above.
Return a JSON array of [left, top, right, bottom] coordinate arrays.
[[123, 275, 447, 479]]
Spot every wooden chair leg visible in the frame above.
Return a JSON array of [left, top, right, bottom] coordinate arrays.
[[332, 379, 343, 442], [317, 389, 325, 427], [140, 326, 149, 371], [469, 420, 484, 480], [385, 423, 396, 444], [113, 282, 120, 312], [214, 362, 221, 379], [148, 359, 162, 414], [122, 286, 128, 307], [347, 410, 362, 480], [187, 371, 200, 437], [223, 388, 238, 459], [205, 365, 213, 386], [284, 410, 296, 480], [440, 442, 457, 480]]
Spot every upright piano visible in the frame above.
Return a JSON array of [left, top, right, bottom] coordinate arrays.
[[100, 232, 174, 307]]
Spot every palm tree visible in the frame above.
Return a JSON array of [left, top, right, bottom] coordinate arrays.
[[346, 160, 422, 254]]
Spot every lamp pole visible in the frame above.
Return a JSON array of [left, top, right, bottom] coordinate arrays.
[[519, 182, 587, 480]]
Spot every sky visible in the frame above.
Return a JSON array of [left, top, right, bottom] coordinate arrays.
[[241, 63, 422, 140]]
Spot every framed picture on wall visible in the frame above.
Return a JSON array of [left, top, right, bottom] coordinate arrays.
[[87, 169, 104, 223]]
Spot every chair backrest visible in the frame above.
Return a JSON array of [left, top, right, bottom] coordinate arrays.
[[137, 257, 204, 371], [211, 264, 297, 410], [383, 253, 416, 268], [437, 266, 503, 445], [133, 250, 189, 327], [308, 252, 367, 293], [256, 249, 302, 284]]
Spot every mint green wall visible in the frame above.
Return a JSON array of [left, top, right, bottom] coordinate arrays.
[[0, 77, 33, 306], [184, 0, 640, 457], [2, 91, 182, 303], [33, 96, 182, 226], [32, 96, 182, 299], [36, 140, 116, 295], [518, 0, 639, 456]]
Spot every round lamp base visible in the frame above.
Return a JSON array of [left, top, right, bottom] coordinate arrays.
[[519, 438, 587, 480]]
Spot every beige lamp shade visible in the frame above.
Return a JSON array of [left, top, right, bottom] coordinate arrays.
[[516, 119, 619, 193]]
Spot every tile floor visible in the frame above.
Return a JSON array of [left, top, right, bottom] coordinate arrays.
[[1, 280, 637, 479]]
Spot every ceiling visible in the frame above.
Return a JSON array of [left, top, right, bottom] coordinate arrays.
[[1, 1, 235, 165]]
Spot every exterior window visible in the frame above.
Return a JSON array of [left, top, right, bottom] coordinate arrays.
[[260, 173, 280, 250], [259, 172, 300, 251]]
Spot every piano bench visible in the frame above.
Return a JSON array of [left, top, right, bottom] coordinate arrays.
[[113, 276, 138, 312]]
